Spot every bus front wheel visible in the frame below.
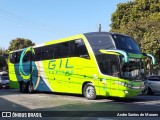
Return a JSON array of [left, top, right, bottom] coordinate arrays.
[[83, 83, 96, 100]]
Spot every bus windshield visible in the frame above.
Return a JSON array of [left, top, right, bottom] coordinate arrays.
[[85, 32, 144, 80], [113, 34, 141, 54], [121, 58, 145, 81]]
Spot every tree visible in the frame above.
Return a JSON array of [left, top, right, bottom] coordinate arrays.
[[0, 47, 8, 70], [0, 47, 5, 55], [110, 0, 160, 63], [0, 56, 7, 70], [8, 38, 35, 51]]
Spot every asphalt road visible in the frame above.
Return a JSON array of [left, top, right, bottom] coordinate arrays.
[[0, 88, 160, 120]]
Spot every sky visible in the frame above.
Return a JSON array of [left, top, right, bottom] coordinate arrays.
[[0, 0, 130, 49]]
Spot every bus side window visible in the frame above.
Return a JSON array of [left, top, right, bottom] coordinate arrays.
[[15, 51, 22, 63], [10, 53, 16, 63], [54, 42, 69, 59], [23, 51, 31, 62], [41, 45, 54, 60], [33, 47, 41, 61], [69, 41, 78, 57], [76, 39, 89, 58], [70, 39, 90, 59]]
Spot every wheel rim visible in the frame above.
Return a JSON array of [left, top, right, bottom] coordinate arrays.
[[29, 85, 31, 92], [29, 84, 33, 93], [86, 86, 95, 98]]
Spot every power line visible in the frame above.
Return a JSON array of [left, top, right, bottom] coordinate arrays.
[[0, 7, 53, 32]]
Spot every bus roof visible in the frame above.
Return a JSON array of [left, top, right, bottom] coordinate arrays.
[[9, 32, 129, 53], [83, 32, 130, 37]]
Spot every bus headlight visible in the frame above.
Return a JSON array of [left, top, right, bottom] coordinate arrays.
[[124, 90, 128, 94], [114, 81, 141, 90], [131, 86, 140, 89], [121, 83, 125, 86]]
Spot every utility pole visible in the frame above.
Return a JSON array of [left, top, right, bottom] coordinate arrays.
[[97, 24, 101, 32]]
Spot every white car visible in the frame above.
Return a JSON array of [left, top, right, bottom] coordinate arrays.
[[0, 71, 9, 88], [145, 75, 160, 95]]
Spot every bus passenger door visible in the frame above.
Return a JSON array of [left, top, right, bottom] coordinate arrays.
[[97, 54, 120, 97], [109, 61, 120, 97]]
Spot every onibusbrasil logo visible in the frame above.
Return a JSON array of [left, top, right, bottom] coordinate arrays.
[[19, 47, 35, 80]]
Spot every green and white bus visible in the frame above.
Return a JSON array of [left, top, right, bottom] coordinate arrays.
[[8, 32, 155, 99]]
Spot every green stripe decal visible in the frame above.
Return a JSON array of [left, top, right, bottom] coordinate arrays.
[[147, 54, 156, 65], [100, 49, 129, 63]]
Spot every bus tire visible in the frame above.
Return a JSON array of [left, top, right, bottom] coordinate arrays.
[[83, 83, 96, 100], [28, 82, 34, 94], [20, 82, 27, 93]]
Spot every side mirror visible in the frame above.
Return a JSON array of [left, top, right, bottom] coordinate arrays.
[[142, 53, 156, 65]]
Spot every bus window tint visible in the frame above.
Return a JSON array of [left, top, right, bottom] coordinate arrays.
[[41, 45, 54, 60], [69, 40, 77, 57], [110, 61, 120, 77], [15, 51, 22, 63], [23, 51, 31, 62], [10, 53, 16, 63], [97, 54, 110, 75], [33, 47, 41, 61], [74, 39, 90, 58], [84, 33, 115, 55], [54, 42, 69, 59], [96, 54, 120, 76], [113, 35, 140, 54]]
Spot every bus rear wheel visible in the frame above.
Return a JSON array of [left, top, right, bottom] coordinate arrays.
[[20, 82, 27, 93], [83, 83, 96, 100], [27, 82, 34, 94]]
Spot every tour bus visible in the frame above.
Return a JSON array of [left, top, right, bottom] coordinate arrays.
[[8, 32, 156, 99]]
